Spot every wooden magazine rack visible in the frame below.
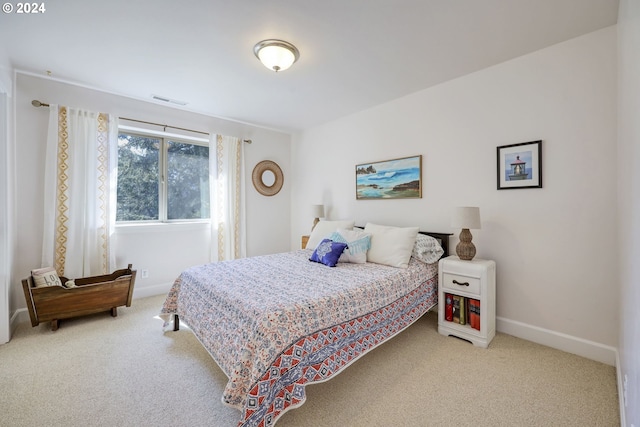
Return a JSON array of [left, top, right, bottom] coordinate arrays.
[[22, 264, 136, 331]]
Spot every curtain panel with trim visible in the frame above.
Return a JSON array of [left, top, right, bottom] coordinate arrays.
[[210, 134, 246, 262], [42, 105, 118, 278]]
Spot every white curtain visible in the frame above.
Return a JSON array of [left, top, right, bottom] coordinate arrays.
[[42, 105, 118, 279], [209, 134, 246, 262]]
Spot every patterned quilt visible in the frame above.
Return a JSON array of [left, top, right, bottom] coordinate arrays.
[[160, 249, 438, 427]]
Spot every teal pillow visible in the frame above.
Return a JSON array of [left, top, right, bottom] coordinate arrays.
[[329, 229, 371, 264]]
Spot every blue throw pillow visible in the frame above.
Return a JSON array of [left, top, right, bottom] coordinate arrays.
[[309, 239, 348, 267]]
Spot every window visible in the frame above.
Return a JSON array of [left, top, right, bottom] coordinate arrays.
[[117, 131, 210, 222]]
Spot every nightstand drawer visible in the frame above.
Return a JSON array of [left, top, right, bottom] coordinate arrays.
[[442, 272, 481, 295]]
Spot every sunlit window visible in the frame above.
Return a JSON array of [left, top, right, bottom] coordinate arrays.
[[116, 132, 209, 222]]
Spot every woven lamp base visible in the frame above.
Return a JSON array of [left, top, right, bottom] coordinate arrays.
[[456, 228, 476, 261]]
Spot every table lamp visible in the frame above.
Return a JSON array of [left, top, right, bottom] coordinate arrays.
[[311, 204, 325, 230], [451, 206, 481, 261]]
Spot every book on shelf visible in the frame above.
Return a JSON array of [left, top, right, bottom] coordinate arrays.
[[468, 298, 481, 330], [466, 297, 470, 325], [458, 296, 466, 325], [444, 295, 480, 330], [452, 295, 460, 323], [444, 293, 453, 321]]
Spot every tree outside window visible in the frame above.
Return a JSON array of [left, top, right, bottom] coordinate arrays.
[[116, 132, 209, 222]]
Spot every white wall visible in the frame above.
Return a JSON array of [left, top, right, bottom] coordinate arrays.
[[292, 27, 618, 361], [617, 1, 639, 425], [0, 58, 14, 343], [12, 73, 292, 312]]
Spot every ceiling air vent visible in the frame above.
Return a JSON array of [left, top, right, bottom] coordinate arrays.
[[151, 94, 188, 106]]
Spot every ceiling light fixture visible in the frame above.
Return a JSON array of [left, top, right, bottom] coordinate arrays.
[[253, 39, 300, 72]]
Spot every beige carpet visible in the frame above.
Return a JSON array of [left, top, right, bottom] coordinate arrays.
[[0, 295, 619, 426]]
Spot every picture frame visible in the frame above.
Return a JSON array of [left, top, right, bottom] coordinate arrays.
[[496, 140, 542, 190], [356, 155, 422, 199]]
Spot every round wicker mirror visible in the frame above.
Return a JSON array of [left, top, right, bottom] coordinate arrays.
[[252, 160, 284, 196]]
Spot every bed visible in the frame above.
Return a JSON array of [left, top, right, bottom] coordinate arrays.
[[161, 225, 450, 427]]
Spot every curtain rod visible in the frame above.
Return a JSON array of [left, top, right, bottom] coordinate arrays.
[[31, 100, 252, 144]]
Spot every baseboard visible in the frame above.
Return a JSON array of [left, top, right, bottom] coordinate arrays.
[[8, 282, 173, 332], [616, 350, 627, 427], [132, 282, 173, 299], [10, 308, 28, 332], [496, 316, 617, 366]]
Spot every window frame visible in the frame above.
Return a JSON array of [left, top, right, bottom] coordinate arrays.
[[116, 127, 210, 224]]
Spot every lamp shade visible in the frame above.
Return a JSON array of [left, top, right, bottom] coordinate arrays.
[[253, 39, 300, 72], [451, 207, 481, 229], [311, 204, 325, 218]]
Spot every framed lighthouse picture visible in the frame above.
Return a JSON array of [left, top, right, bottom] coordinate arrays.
[[496, 140, 542, 190]]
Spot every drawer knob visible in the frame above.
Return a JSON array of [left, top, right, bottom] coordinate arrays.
[[452, 279, 470, 286]]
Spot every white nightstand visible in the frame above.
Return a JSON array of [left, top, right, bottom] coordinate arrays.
[[438, 255, 496, 348]]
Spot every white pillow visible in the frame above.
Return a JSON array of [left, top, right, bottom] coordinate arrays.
[[306, 220, 355, 249], [364, 223, 419, 268], [329, 228, 372, 264], [412, 233, 445, 264], [31, 266, 63, 288]]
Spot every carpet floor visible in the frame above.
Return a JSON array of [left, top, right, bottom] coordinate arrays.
[[0, 294, 620, 426]]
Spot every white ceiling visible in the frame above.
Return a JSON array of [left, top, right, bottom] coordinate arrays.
[[1, 0, 619, 133]]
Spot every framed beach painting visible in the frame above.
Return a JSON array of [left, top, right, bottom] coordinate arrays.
[[497, 140, 542, 190], [356, 155, 422, 199]]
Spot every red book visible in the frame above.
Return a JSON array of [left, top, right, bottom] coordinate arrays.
[[470, 299, 480, 330], [445, 293, 453, 321], [469, 299, 475, 330]]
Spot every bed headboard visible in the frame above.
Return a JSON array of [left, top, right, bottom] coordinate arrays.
[[355, 226, 452, 259]]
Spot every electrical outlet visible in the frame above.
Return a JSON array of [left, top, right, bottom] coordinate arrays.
[[141, 269, 149, 278]]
